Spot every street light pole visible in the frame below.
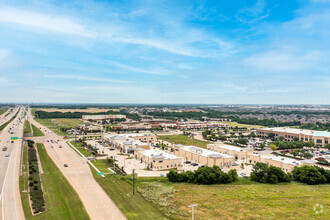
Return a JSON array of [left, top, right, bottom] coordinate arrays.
[[188, 204, 198, 220]]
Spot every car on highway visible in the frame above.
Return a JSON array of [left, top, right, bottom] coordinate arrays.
[[5, 154, 9, 157], [64, 164, 68, 167], [2, 147, 8, 151], [59, 145, 62, 148], [11, 141, 14, 143]]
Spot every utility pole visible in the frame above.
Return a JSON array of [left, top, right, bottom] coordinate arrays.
[[188, 204, 198, 220], [113, 156, 116, 176], [132, 169, 135, 195]]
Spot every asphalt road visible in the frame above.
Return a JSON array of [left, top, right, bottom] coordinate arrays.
[[0, 107, 25, 220], [27, 110, 126, 220]]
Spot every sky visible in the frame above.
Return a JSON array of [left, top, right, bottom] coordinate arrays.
[[0, 0, 329, 104]]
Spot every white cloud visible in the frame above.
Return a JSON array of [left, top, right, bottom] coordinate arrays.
[[0, 7, 95, 37], [44, 74, 131, 83], [243, 50, 323, 72], [109, 61, 170, 76], [0, 49, 10, 61]]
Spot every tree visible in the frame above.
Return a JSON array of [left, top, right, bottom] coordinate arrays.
[[303, 152, 313, 159], [325, 144, 330, 150], [250, 162, 290, 184], [269, 144, 277, 152], [292, 165, 326, 185], [279, 136, 285, 141]]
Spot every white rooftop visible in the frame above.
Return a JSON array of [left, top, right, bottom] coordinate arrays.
[[259, 127, 330, 137], [210, 142, 252, 152], [253, 153, 303, 165], [178, 145, 233, 158], [123, 133, 155, 137], [142, 149, 180, 160]]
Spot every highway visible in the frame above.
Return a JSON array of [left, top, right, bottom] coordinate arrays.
[[0, 107, 25, 220], [27, 109, 126, 220]]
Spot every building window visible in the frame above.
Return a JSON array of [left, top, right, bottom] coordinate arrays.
[[159, 160, 163, 163], [317, 139, 323, 144]]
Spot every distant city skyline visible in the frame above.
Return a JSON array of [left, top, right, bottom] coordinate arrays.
[[0, 0, 329, 104]]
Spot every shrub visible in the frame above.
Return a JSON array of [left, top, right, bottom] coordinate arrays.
[[251, 162, 291, 184], [292, 165, 327, 185]]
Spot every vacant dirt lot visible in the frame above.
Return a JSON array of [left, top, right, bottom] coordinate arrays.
[[36, 108, 120, 113]]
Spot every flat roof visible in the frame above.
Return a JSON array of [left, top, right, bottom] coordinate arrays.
[[179, 145, 233, 158], [258, 127, 330, 137], [142, 149, 180, 160], [253, 153, 303, 165], [210, 142, 252, 152]]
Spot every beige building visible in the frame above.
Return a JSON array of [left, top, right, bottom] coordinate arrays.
[[250, 153, 303, 172], [173, 144, 235, 168], [82, 114, 126, 121], [257, 127, 330, 148], [106, 134, 150, 154], [135, 149, 182, 170], [207, 142, 253, 161], [123, 133, 157, 143]]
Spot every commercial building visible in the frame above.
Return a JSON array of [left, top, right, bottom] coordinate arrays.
[[250, 153, 303, 172], [106, 134, 151, 154], [257, 127, 330, 148], [174, 122, 226, 130], [173, 144, 235, 168], [207, 142, 253, 161], [135, 149, 182, 170], [76, 124, 101, 133], [82, 114, 126, 121]]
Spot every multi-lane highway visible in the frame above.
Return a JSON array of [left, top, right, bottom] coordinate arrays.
[[27, 109, 126, 220], [0, 107, 25, 220]]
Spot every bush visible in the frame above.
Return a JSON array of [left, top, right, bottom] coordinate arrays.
[[167, 166, 237, 184], [251, 162, 291, 184], [292, 165, 327, 185]]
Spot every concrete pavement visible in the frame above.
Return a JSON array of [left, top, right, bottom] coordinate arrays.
[[0, 107, 25, 220], [27, 110, 126, 220]]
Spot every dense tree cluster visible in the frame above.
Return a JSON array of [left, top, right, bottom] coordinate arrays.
[[292, 165, 330, 185], [250, 162, 291, 184], [167, 166, 238, 184], [28, 146, 45, 213], [272, 140, 315, 150], [299, 122, 330, 131]]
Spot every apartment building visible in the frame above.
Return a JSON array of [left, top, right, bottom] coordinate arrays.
[[135, 149, 182, 170], [250, 153, 304, 172], [207, 142, 253, 161], [257, 127, 330, 148], [173, 144, 235, 168], [106, 134, 150, 154]]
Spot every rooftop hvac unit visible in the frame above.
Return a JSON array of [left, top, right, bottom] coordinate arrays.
[[281, 158, 284, 160]]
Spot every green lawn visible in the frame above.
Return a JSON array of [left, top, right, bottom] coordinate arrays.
[[161, 179, 330, 219], [158, 135, 208, 148], [31, 124, 44, 136], [34, 118, 82, 136], [19, 143, 90, 220], [0, 107, 8, 115], [90, 159, 113, 173], [68, 140, 92, 157], [24, 120, 32, 134], [90, 161, 167, 219], [219, 121, 264, 129]]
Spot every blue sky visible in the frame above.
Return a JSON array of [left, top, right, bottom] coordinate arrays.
[[0, 0, 329, 104]]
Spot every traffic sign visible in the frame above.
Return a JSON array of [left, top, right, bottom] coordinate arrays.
[[97, 172, 103, 175], [11, 137, 18, 140]]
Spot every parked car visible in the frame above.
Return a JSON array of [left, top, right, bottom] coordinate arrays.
[[64, 164, 68, 167], [199, 165, 205, 168], [191, 163, 198, 166], [109, 148, 115, 151], [184, 161, 191, 164]]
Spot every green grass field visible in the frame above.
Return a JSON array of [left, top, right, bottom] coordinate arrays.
[[90, 161, 167, 219], [24, 120, 32, 134], [19, 143, 90, 220], [68, 140, 92, 157], [35, 118, 82, 136], [158, 135, 208, 148], [31, 124, 44, 136], [0, 108, 8, 115]]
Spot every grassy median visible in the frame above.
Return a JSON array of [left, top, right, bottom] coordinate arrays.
[[19, 143, 90, 220], [31, 124, 44, 137], [158, 135, 208, 148], [24, 120, 32, 134]]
